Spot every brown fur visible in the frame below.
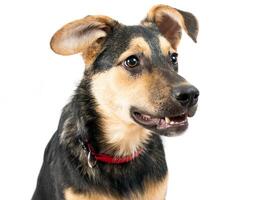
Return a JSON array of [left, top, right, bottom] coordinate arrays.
[[144, 4, 188, 49], [145, 5, 186, 31]]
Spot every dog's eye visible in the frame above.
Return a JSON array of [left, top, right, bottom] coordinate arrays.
[[124, 55, 140, 68], [170, 52, 178, 65]]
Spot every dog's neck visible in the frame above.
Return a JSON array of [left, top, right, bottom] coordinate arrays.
[[57, 79, 168, 191], [95, 106, 151, 157], [59, 78, 150, 158]]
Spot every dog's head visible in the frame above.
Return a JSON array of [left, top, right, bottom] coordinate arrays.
[[51, 5, 199, 140]]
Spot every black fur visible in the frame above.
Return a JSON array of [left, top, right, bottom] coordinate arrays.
[[32, 6, 199, 198], [32, 75, 167, 200], [92, 25, 171, 73]]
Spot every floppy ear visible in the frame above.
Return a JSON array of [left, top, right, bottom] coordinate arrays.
[[142, 4, 198, 49], [50, 15, 118, 56]]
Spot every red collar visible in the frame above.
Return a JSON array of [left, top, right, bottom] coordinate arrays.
[[86, 143, 142, 164], [78, 138, 143, 167]]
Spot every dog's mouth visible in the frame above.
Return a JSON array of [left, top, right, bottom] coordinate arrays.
[[131, 107, 194, 136], [132, 112, 188, 129]]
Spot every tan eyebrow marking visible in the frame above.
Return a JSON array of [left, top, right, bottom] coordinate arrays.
[[117, 37, 152, 63], [158, 35, 174, 56]]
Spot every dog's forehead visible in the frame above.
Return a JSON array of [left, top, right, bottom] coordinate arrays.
[[113, 25, 171, 54], [92, 25, 171, 73], [113, 25, 160, 43]]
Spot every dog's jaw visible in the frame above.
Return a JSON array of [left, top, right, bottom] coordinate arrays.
[[96, 108, 152, 157]]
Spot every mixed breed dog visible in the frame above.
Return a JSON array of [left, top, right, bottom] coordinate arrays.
[[32, 4, 199, 200]]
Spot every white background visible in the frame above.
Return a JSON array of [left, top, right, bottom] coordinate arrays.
[[0, 0, 278, 199]]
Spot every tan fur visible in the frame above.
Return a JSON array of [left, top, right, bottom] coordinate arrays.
[[64, 175, 168, 200], [141, 175, 168, 200], [90, 37, 161, 157], [140, 21, 153, 27], [50, 16, 116, 56], [65, 188, 117, 200], [91, 67, 152, 156], [99, 115, 151, 157], [82, 38, 104, 66], [158, 35, 173, 56], [117, 37, 152, 63], [91, 63, 171, 156]]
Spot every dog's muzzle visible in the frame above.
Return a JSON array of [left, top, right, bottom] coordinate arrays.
[[130, 82, 199, 136]]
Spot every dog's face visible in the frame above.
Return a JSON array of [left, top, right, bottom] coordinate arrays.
[[51, 5, 199, 138]]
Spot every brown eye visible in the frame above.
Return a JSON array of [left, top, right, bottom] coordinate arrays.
[[170, 52, 178, 65], [124, 55, 140, 68]]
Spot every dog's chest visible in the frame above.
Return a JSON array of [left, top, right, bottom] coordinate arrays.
[[64, 176, 168, 200]]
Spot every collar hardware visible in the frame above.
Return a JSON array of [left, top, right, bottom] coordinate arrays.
[[78, 137, 143, 167]]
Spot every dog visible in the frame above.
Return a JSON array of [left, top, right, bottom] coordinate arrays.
[[32, 4, 199, 200]]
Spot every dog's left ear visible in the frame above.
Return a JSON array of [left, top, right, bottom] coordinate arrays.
[[50, 15, 118, 56], [142, 4, 198, 49]]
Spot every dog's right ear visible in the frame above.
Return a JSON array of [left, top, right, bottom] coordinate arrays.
[[142, 5, 198, 49], [50, 16, 118, 56]]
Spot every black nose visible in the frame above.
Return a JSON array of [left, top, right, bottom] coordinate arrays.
[[173, 85, 199, 106]]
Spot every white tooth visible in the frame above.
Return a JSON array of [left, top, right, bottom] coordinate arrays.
[[165, 117, 170, 124], [170, 121, 175, 125], [143, 114, 150, 119]]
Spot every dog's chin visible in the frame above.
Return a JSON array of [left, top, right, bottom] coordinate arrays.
[[130, 106, 197, 137]]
